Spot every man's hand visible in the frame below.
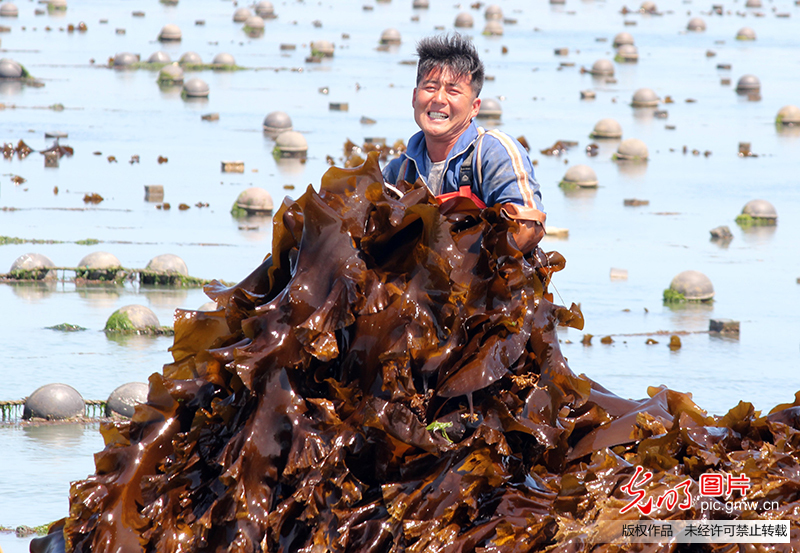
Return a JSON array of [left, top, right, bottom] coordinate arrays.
[[510, 219, 545, 255]]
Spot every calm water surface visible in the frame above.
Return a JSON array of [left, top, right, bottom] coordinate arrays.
[[1, 0, 799, 547]]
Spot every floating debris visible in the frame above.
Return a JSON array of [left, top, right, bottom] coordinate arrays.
[[709, 225, 733, 241], [82, 193, 104, 204], [541, 140, 575, 156], [710, 318, 740, 334]]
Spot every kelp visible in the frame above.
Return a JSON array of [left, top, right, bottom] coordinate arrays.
[[36, 152, 800, 553]]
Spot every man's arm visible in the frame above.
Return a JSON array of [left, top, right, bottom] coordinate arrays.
[[475, 132, 546, 253]]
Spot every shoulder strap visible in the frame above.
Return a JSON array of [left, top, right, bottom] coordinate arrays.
[[458, 128, 487, 189]]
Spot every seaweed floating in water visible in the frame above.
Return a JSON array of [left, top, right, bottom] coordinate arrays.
[[36, 153, 800, 553]]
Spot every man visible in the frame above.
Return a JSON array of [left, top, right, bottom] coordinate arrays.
[[382, 33, 545, 253]]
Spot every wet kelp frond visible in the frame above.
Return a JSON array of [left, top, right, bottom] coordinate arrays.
[[47, 152, 800, 553]]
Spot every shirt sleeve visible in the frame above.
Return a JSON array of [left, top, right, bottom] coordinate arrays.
[[477, 132, 545, 214]]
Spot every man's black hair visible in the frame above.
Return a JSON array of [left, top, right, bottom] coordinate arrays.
[[415, 33, 484, 97]]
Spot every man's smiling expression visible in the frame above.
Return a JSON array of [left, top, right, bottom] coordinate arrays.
[[412, 68, 481, 161]]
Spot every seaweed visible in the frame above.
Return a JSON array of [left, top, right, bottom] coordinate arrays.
[[39, 153, 800, 553], [46, 323, 87, 332], [735, 213, 777, 227], [662, 288, 686, 303]]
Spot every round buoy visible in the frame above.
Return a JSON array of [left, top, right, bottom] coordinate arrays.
[[736, 27, 756, 41], [158, 24, 182, 42], [484, 4, 503, 20], [77, 251, 122, 281], [146, 253, 188, 277], [48, 0, 67, 11], [148, 51, 171, 64], [589, 59, 614, 76], [179, 51, 203, 66], [244, 15, 265, 34], [590, 118, 623, 139], [263, 111, 293, 134], [745, 0, 762, 7], [687, 17, 706, 32], [413, 0, 429, 8], [631, 88, 659, 107], [158, 64, 184, 84], [615, 138, 649, 161], [0, 3, 19, 17], [669, 270, 714, 301], [106, 382, 149, 418], [477, 97, 502, 119], [640, 1, 657, 13], [23, 383, 84, 420], [105, 304, 160, 331], [380, 28, 401, 45], [776, 105, 800, 125], [10, 253, 56, 280], [113, 52, 139, 67], [183, 77, 209, 98], [212, 52, 236, 66], [275, 131, 308, 158], [616, 44, 639, 62], [233, 7, 252, 22], [0, 58, 23, 78], [741, 199, 777, 220], [613, 32, 634, 48], [561, 165, 599, 188], [235, 187, 274, 215], [255, 1, 275, 18], [455, 12, 474, 28], [736, 74, 760, 93]]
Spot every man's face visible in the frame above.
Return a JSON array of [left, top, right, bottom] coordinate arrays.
[[412, 68, 481, 153]]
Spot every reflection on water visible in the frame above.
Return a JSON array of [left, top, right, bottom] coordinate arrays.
[[275, 157, 308, 177], [10, 281, 58, 302], [76, 284, 123, 309], [0, 80, 23, 95], [233, 213, 273, 243], [739, 224, 777, 244], [22, 423, 85, 449], [104, 331, 169, 350], [614, 160, 648, 178], [141, 286, 189, 309], [631, 107, 657, 122], [776, 125, 800, 140], [663, 300, 715, 328]]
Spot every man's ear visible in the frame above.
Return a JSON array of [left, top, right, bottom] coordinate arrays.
[[412, 87, 417, 107], [471, 97, 481, 119]]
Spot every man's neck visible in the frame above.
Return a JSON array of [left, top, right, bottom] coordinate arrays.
[[425, 140, 455, 163]]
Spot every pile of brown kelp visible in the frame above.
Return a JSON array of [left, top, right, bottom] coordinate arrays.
[[36, 153, 798, 552]]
